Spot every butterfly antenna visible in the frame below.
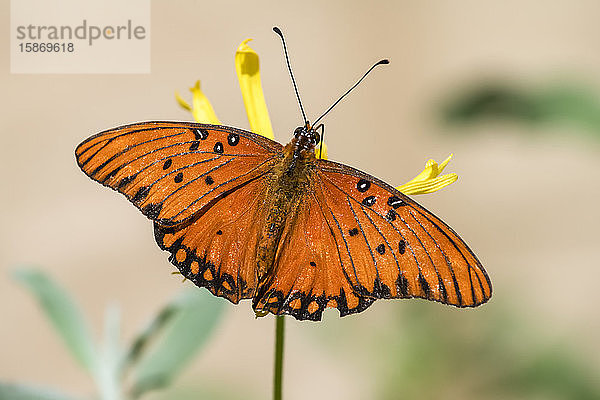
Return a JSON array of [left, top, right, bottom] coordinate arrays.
[[313, 59, 389, 126], [273, 27, 309, 126]]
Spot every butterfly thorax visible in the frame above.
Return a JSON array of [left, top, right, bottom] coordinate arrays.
[[291, 125, 320, 157], [253, 136, 317, 310]]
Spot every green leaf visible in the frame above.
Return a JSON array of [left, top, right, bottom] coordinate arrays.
[[148, 384, 255, 400], [96, 304, 123, 400], [497, 347, 600, 400], [0, 383, 80, 400], [441, 82, 600, 138], [13, 268, 96, 373], [130, 289, 225, 398], [121, 297, 179, 374]]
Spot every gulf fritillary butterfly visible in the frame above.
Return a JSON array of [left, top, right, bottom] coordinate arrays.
[[76, 30, 491, 321], [76, 119, 491, 321]]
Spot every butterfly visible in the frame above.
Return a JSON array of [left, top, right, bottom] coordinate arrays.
[[76, 27, 491, 321], [75, 119, 492, 321]]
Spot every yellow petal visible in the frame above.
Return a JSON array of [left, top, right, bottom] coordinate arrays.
[[189, 81, 220, 124], [315, 142, 328, 160], [175, 81, 220, 124], [175, 91, 192, 111], [397, 173, 458, 195], [236, 39, 275, 139], [396, 154, 458, 195], [437, 153, 453, 173]]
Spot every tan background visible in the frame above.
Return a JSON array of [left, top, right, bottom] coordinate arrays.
[[2, 1, 600, 399]]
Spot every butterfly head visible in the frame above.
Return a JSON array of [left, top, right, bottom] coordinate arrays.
[[293, 125, 320, 153]]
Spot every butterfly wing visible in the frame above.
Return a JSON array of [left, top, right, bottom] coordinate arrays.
[[154, 173, 273, 304], [255, 159, 491, 321], [75, 121, 282, 226], [253, 189, 374, 320]]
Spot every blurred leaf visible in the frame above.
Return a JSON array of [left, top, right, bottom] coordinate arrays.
[[13, 268, 96, 373], [441, 82, 600, 138], [443, 84, 543, 123], [498, 347, 600, 400], [0, 383, 79, 400], [121, 297, 179, 374], [130, 289, 225, 398], [96, 304, 123, 400], [146, 384, 256, 400], [373, 301, 600, 400]]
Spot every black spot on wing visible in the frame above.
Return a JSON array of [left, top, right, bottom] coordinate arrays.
[[362, 196, 376, 207], [372, 277, 392, 298], [438, 276, 448, 302], [118, 175, 134, 189], [397, 274, 409, 296], [174, 172, 184, 183], [133, 186, 150, 203], [348, 228, 359, 237], [205, 175, 214, 185], [162, 159, 172, 170], [335, 288, 374, 318], [227, 133, 240, 146], [398, 240, 406, 254], [357, 179, 371, 192], [387, 195, 407, 208], [142, 203, 162, 219], [218, 274, 237, 296], [418, 273, 431, 298], [386, 209, 397, 221], [214, 142, 224, 154], [193, 128, 208, 140], [103, 166, 121, 183]]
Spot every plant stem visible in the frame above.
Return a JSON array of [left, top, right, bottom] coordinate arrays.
[[273, 315, 285, 400]]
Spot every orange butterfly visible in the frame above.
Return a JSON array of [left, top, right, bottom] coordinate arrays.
[[76, 31, 491, 322], [75, 118, 491, 320]]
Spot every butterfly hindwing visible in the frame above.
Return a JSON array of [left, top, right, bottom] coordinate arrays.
[[75, 121, 282, 226], [154, 174, 273, 303], [253, 189, 374, 321]]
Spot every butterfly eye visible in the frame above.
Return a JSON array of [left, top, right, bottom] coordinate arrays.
[[313, 132, 321, 145], [294, 127, 303, 137]]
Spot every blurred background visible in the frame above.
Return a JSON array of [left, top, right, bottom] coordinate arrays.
[[2, 1, 600, 399]]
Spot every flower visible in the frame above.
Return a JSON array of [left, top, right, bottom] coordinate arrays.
[[235, 39, 275, 140], [175, 39, 456, 193], [176, 81, 219, 125], [396, 155, 458, 195]]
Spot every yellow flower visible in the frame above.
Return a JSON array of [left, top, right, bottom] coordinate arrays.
[[175, 81, 219, 125], [235, 39, 274, 140], [175, 39, 455, 193], [396, 154, 458, 195]]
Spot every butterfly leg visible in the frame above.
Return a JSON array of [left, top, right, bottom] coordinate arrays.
[[252, 277, 283, 317]]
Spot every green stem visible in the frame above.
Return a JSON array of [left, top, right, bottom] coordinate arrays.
[[273, 315, 285, 400]]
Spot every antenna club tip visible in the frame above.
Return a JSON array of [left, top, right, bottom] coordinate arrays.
[[379, 59, 390, 65], [273, 27, 282, 35]]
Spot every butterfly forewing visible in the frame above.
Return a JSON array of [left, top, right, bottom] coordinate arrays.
[[75, 121, 282, 226]]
